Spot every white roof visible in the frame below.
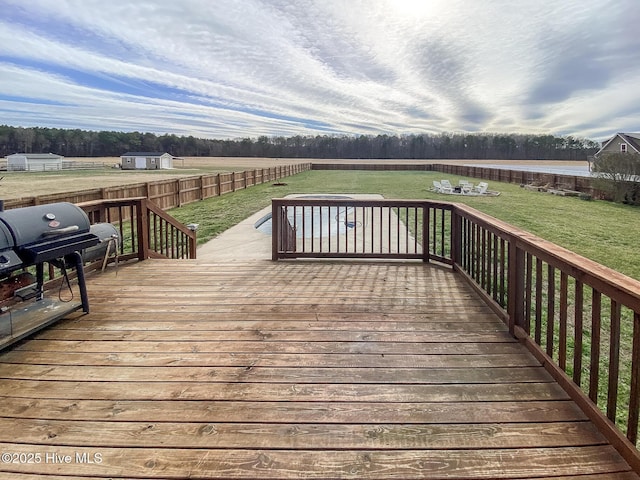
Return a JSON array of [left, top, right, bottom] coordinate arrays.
[[6, 153, 63, 160]]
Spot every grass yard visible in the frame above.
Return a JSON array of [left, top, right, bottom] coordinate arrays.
[[167, 169, 640, 281]]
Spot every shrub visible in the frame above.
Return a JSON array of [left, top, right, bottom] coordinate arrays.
[[592, 152, 640, 204]]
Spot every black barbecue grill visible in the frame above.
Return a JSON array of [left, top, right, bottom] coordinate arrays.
[[0, 202, 106, 350], [0, 202, 99, 272]]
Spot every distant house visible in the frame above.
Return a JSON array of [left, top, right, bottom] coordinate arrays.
[[5, 153, 64, 171], [120, 152, 173, 170], [595, 133, 640, 157]]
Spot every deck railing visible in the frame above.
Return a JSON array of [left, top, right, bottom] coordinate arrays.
[[272, 197, 640, 463], [78, 197, 197, 262], [271, 198, 453, 262]]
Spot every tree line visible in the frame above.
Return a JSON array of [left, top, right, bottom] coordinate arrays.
[[0, 125, 599, 160]]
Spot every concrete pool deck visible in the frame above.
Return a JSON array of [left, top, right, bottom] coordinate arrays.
[[196, 194, 385, 262]]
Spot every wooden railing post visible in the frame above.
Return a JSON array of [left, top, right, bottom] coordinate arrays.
[[137, 198, 150, 260], [451, 209, 462, 266], [272, 201, 280, 261], [507, 242, 525, 336], [421, 206, 430, 262]]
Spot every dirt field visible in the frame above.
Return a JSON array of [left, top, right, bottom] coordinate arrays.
[[1, 157, 588, 201]]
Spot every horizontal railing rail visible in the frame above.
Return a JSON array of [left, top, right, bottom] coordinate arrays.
[[271, 196, 640, 467]]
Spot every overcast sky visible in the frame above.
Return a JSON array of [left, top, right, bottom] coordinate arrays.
[[1, 0, 638, 141]]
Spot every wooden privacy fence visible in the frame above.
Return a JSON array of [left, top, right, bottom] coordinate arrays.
[[271, 196, 640, 466], [311, 163, 434, 171], [432, 163, 605, 197], [4, 164, 311, 210], [311, 161, 604, 198]]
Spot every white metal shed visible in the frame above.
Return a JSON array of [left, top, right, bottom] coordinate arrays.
[[6, 153, 64, 171]]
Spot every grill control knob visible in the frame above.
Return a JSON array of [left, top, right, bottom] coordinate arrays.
[[0, 255, 9, 266], [45, 213, 56, 220]]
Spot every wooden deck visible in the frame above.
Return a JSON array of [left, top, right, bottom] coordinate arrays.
[[0, 259, 638, 479]]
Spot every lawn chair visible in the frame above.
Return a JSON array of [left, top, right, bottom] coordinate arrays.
[[440, 180, 454, 193], [473, 182, 489, 195], [459, 180, 474, 194], [432, 180, 443, 193]]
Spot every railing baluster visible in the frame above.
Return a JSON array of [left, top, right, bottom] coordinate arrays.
[[524, 253, 533, 335], [492, 235, 498, 301], [589, 289, 602, 403], [474, 223, 481, 283], [628, 311, 640, 443], [535, 258, 543, 344], [396, 207, 400, 254], [485, 231, 493, 298], [312, 206, 316, 250], [608, 300, 622, 422], [432, 207, 437, 256], [546, 265, 556, 358], [480, 227, 487, 288], [356, 206, 361, 254], [499, 238, 506, 307], [327, 206, 331, 252], [559, 272, 569, 371], [574, 280, 584, 385]]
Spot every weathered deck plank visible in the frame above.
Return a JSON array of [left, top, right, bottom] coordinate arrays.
[[0, 260, 637, 479]]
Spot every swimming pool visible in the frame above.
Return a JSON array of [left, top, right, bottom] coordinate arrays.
[[255, 195, 356, 238]]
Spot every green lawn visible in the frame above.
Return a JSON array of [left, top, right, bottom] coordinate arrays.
[[168, 170, 640, 280]]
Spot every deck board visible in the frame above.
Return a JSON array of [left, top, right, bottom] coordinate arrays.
[[0, 259, 637, 479]]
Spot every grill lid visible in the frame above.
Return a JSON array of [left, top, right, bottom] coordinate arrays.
[[0, 202, 91, 247]]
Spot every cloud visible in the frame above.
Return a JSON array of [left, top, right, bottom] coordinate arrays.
[[0, 0, 638, 140]]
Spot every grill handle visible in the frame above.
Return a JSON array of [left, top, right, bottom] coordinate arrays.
[[41, 225, 80, 236]]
